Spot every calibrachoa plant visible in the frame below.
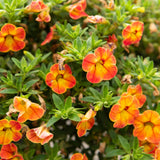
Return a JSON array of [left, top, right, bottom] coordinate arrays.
[[0, 0, 160, 160]]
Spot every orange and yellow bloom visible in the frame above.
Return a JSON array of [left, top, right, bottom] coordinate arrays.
[[45, 63, 76, 94], [76, 109, 96, 137], [122, 84, 146, 107], [26, 124, 53, 145], [25, 0, 51, 23], [25, 0, 48, 13], [67, 0, 88, 20], [0, 24, 25, 52], [0, 119, 22, 145], [133, 110, 160, 143], [109, 95, 140, 128], [70, 153, 88, 160], [13, 96, 45, 123], [0, 143, 23, 160], [122, 21, 144, 46], [82, 47, 117, 83]]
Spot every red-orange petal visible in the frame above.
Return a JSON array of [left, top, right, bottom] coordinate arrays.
[[9, 120, 21, 131], [82, 54, 97, 71], [27, 103, 45, 121], [10, 39, 25, 52], [14, 27, 26, 41], [1, 24, 16, 36], [0, 143, 17, 159]]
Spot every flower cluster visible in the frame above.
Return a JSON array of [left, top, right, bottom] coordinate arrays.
[[0, 96, 53, 160], [109, 84, 160, 159]]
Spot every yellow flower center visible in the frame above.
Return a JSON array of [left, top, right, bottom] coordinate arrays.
[[20, 100, 26, 105], [144, 121, 154, 127], [56, 74, 63, 81], [3, 127, 10, 131], [124, 106, 129, 111]]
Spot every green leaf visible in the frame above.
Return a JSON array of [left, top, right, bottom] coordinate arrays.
[[113, 76, 122, 87], [81, 96, 96, 103], [106, 149, 125, 158], [132, 137, 139, 150], [0, 68, 7, 73], [118, 135, 131, 153], [89, 87, 101, 99], [23, 79, 39, 91], [12, 58, 21, 69], [47, 116, 60, 127], [21, 57, 27, 71], [52, 93, 64, 110], [64, 96, 72, 110], [0, 88, 17, 94], [138, 56, 145, 72], [68, 113, 81, 121]]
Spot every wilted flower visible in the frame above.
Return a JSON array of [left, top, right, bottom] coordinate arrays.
[[70, 153, 88, 160], [133, 110, 160, 143], [76, 109, 96, 137], [45, 63, 76, 94], [122, 21, 144, 46], [82, 47, 117, 83], [66, 0, 88, 20], [0, 23, 25, 52], [0, 119, 22, 145], [13, 96, 45, 123], [26, 124, 53, 145], [109, 95, 140, 128], [86, 15, 107, 24]]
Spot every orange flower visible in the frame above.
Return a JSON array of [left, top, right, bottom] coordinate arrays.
[[122, 84, 146, 107], [82, 47, 117, 83], [76, 109, 96, 137], [86, 15, 107, 24], [26, 124, 53, 145], [109, 95, 140, 128], [155, 147, 160, 160], [122, 21, 144, 46], [0, 24, 25, 52], [45, 63, 76, 94], [41, 25, 56, 45], [133, 110, 160, 143], [70, 153, 88, 160], [13, 96, 45, 123], [139, 140, 158, 155], [25, 0, 48, 13], [67, 0, 88, 20], [0, 143, 24, 160], [36, 9, 51, 23], [0, 119, 22, 145], [25, 0, 51, 23]]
